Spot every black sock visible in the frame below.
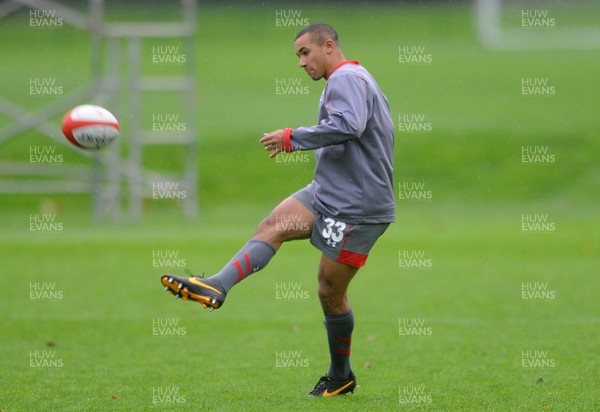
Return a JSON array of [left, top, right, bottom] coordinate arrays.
[[324, 309, 354, 380]]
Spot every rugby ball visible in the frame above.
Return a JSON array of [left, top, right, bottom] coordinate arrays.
[[62, 105, 119, 150]]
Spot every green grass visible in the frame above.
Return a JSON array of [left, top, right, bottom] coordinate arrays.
[[1, 2, 599, 411], [0, 202, 598, 411]]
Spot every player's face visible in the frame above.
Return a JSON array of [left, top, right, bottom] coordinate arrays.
[[295, 33, 328, 81]]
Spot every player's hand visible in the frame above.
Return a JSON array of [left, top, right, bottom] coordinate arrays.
[[260, 129, 284, 158]]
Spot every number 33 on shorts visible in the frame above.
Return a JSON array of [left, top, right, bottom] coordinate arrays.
[[310, 210, 389, 268], [321, 217, 347, 247]]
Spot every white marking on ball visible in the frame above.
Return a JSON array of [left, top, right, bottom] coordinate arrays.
[[72, 125, 119, 149]]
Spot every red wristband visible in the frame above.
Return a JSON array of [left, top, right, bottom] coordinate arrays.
[[283, 128, 293, 153]]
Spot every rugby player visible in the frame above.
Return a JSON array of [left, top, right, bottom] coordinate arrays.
[[161, 22, 395, 397]]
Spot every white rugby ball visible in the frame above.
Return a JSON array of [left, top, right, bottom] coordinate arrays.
[[62, 105, 119, 150]]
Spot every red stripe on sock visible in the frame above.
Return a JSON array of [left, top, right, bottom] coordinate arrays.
[[234, 260, 244, 283], [336, 348, 351, 355], [243, 253, 252, 275], [337, 336, 352, 344]]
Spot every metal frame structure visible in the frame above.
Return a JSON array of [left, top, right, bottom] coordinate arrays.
[[0, 0, 198, 221], [476, 0, 600, 50]]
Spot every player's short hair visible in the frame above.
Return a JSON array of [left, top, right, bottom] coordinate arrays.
[[295, 23, 339, 46]]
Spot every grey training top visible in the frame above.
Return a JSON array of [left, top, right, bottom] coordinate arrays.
[[290, 61, 395, 224]]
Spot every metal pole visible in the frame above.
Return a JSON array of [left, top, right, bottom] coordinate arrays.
[[183, 0, 197, 220], [128, 37, 142, 222], [90, 0, 104, 222], [106, 36, 122, 222]]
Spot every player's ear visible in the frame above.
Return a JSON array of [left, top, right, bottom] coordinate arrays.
[[323, 38, 336, 53]]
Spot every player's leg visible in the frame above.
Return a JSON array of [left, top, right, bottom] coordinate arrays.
[[251, 195, 314, 249], [317, 255, 358, 314], [308, 215, 390, 397], [202, 195, 314, 291], [308, 255, 359, 397], [161, 193, 314, 309]]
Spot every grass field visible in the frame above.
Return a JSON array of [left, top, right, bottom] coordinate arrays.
[[1, 203, 598, 411], [1, 2, 599, 411]]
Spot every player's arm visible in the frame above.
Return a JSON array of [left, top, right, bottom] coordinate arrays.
[[289, 73, 369, 151], [260, 73, 369, 157]]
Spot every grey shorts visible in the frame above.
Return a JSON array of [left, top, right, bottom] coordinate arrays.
[[292, 187, 389, 268]]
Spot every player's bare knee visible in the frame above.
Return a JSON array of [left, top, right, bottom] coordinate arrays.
[[318, 288, 334, 311], [317, 276, 334, 301], [255, 215, 272, 234], [254, 214, 286, 244], [317, 284, 330, 301]]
